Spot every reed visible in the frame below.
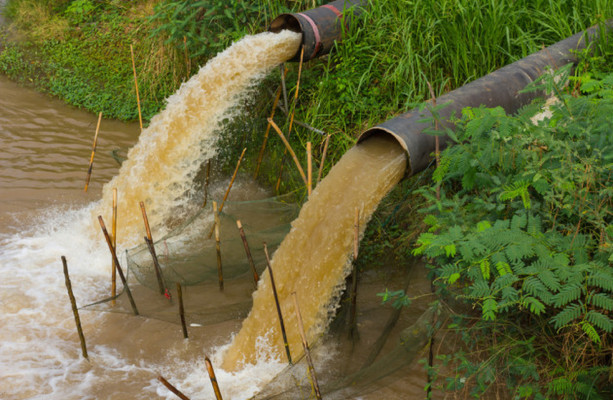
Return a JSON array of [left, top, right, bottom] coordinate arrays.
[[207, 148, 246, 239], [140, 201, 166, 296], [158, 376, 191, 400], [205, 356, 224, 400], [83, 111, 102, 192], [145, 236, 166, 296], [292, 292, 322, 400], [275, 46, 305, 193], [111, 188, 117, 304], [213, 201, 223, 291], [264, 243, 292, 365], [268, 118, 307, 185], [61, 256, 88, 360], [254, 67, 287, 179], [306, 141, 312, 196], [130, 44, 143, 131], [98, 216, 139, 315], [177, 282, 188, 339], [317, 134, 331, 184], [236, 220, 259, 286], [280, 63, 288, 114]]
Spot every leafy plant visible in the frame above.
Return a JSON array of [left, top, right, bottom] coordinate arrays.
[[413, 64, 613, 397]]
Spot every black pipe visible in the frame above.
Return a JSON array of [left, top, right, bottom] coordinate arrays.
[[269, 0, 368, 61], [358, 21, 613, 176]]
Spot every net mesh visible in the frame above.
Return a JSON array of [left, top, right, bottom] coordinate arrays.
[[84, 195, 299, 326]]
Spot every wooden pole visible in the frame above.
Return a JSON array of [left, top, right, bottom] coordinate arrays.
[[177, 282, 188, 339], [236, 220, 259, 286], [213, 201, 223, 291], [317, 134, 331, 184], [306, 142, 312, 196], [61, 256, 88, 359], [202, 159, 211, 208], [292, 292, 322, 400], [145, 236, 166, 296], [130, 44, 143, 131], [280, 63, 288, 114], [84, 112, 102, 192], [111, 188, 117, 304], [220, 147, 246, 214], [205, 356, 224, 400], [254, 70, 287, 179], [140, 201, 166, 296], [158, 376, 191, 400], [264, 243, 292, 365], [268, 118, 307, 185], [348, 207, 360, 338], [98, 216, 139, 315], [208, 148, 246, 239]]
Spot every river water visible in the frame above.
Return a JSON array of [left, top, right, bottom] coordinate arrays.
[[0, 28, 429, 399]]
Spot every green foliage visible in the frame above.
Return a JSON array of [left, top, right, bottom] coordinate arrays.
[[414, 64, 613, 397]]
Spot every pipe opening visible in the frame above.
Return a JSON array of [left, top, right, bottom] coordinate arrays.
[[269, 14, 302, 34], [358, 129, 412, 177]]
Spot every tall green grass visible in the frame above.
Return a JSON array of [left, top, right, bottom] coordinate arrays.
[[244, 0, 613, 192]]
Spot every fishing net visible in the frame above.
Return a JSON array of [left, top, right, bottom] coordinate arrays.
[[84, 195, 300, 325]]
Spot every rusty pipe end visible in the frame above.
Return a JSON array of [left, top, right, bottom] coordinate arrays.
[[269, 0, 368, 62]]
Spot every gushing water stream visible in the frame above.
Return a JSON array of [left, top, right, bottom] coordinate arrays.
[[0, 27, 419, 399]]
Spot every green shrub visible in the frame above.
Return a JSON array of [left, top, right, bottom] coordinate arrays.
[[412, 64, 613, 397]]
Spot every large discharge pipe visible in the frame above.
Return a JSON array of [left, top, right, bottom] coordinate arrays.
[[269, 0, 368, 61], [358, 22, 613, 176]]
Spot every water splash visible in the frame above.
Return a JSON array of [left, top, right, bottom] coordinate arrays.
[[95, 31, 301, 247], [222, 135, 406, 371]]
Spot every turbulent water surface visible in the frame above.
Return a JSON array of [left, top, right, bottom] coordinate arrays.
[[0, 29, 427, 400]]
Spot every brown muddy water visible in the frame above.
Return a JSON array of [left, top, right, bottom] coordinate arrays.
[[0, 31, 430, 399]]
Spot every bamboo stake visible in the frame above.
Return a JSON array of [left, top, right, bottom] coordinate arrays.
[[84, 112, 102, 192], [140, 201, 166, 296], [213, 201, 223, 291], [99, 216, 139, 315], [317, 134, 331, 184], [145, 236, 166, 297], [111, 188, 117, 305], [236, 220, 259, 286], [205, 356, 224, 400], [268, 118, 307, 185], [177, 283, 188, 339], [207, 148, 246, 239], [61, 256, 88, 359], [130, 44, 143, 131], [348, 207, 360, 338], [202, 159, 211, 208], [158, 376, 191, 400], [306, 142, 312, 196], [220, 147, 246, 214], [292, 292, 322, 400], [275, 46, 305, 192], [280, 63, 288, 114], [254, 69, 287, 179], [264, 243, 292, 365]]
